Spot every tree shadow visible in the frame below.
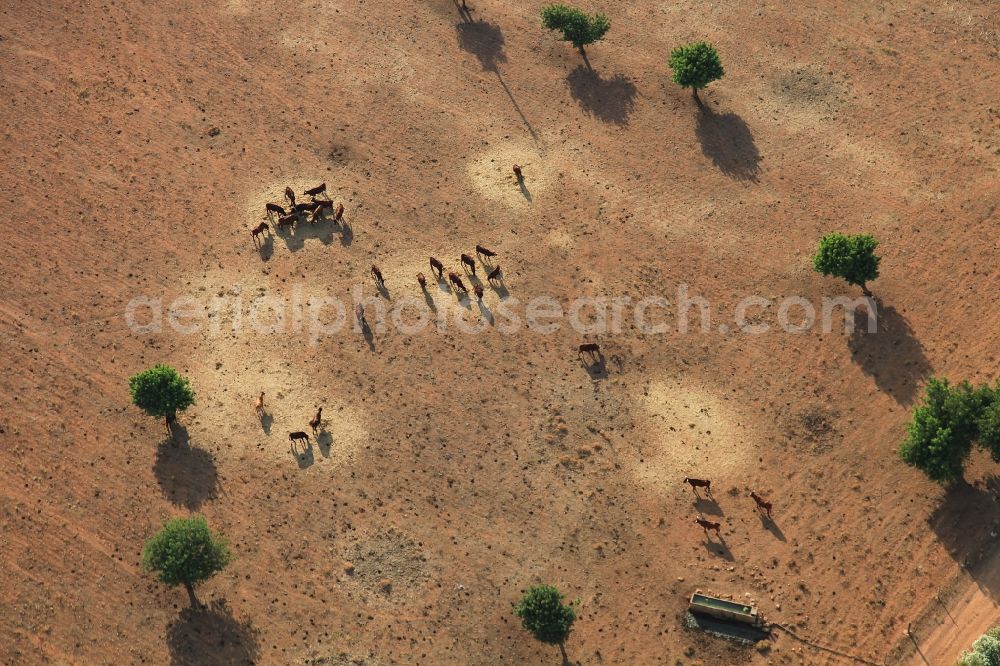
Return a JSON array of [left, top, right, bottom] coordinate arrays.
[[566, 66, 637, 126], [848, 301, 931, 405], [454, 19, 506, 72], [694, 497, 724, 517], [166, 598, 259, 666], [154, 432, 220, 510], [929, 475, 1000, 603], [694, 103, 761, 182]]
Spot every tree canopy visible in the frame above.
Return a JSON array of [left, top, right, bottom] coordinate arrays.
[[541, 5, 610, 51], [668, 42, 724, 97], [514, 584, 577, 646], [143, 516, 232, 606], [899, 378, 999, 484], [129, 364, 195, 422], [812, 232, 881, 295]]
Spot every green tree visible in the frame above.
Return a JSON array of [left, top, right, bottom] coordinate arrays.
[[668, 41, 724, 101], [129, 364, 195, 430], [541, 5, 610, 57], [971, 634, 1000, 665], [898, 379, 987, 484], [976, 383, 1000, 462], [143, 516, 232, 607], [514, 584, 578, 658], [812, 232, 881, 296]]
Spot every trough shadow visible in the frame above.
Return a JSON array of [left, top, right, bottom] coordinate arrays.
[[929, 475, 1000, 602], [166, 599, 259, 666], [848, 301, 931, 405], [566, 66, 637, 126], [695, 103, 761, 182], [154, 429, 219, 510]]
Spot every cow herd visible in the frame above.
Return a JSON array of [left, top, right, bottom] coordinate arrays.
[[683, 476, 776, 540], [251, 182, 345, 247]]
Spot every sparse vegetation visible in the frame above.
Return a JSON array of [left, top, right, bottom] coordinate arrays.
[[129, 364, 196, 427], [812, 232, 881, 296], [540, 4, 610, 55], [142, 516, 232, 607], [514, 584, 578, 650], [899, 378, 999, 483], [668, 41, 724, 100]]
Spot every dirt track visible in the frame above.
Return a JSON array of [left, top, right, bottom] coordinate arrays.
[[1, 0, 998, 664]]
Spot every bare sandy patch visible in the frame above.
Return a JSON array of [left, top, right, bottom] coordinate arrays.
[[467, 141, 554, 209], [632, 379, 758, 489]]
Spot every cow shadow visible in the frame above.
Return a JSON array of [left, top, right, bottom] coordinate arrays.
[[277, 219, 332, 252], [566, 66, 637, 126], [375, 282, 390, 300], [848, 301, 931, 405], [703, 535, 735, 561], [695, 102, 761, 182], [154, 429, 220, 510], [477, 300, 494, 325], [166, 599, 259, 666], [360, 320, 376, 352], [316, 431, 333, 458], [259, 412, 273, 435], [255, 235, 273, 261], [929, 475, 1000, 602], [694, 497, 724, 517], [421, 288, 437, 313], [517, 177, 533, 201], [580, 354, 608, 380], [291, 438, 315, 469], [758, 513, 787, 542], [340, 221, 353, 246]]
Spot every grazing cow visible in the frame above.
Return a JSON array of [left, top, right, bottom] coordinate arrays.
[[309, 207, 323, 224], [696, 518, 721, 536], [289, 431, 309, 444], [417, 272, 427, 289], [284, 186, 296, 207], [578, 342, 600, 357], [251, 222, 269, 246], [355, 303, 365, 325], [316, 199, 334, 212], [309, 407, 323, 434], [333, 203, 344, 223], [277, 213, 296, 231], [254, 392, 265, 418], [512, 164, 523, 180], [429, 257, 445, 279], [486, 265, 502, 284], [684, 477, 712, 496], [265, 202, 287, 217], [448, 272, 468, 293], [750, 491, 773, 519], [371, 265, 385, 287], [474, 284, 484, 300], [475, 244, 497, 260], [304, 182, 326, 198], [295, 201, 320, 213], [460, 254, 477, 275]]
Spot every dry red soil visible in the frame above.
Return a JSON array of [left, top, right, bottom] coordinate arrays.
[[1, 0, 998, 664]]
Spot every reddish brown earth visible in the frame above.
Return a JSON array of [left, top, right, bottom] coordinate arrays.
[[1, 0, 998, 664]]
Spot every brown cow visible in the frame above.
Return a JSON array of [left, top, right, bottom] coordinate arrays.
[[254, 392, 265, 418], [295, 201, 320, 213], [309, 407, 323, 434], [696, 518, 721, 536], [289, 431, 309, 444], [578, 342, 600, 358], [475, 244, 497, 260], [371, 265, 385, 287], [486, 265, 502, 284], [474, 284, 484, 300], [308, 207, 323, 224], [512, 164, 523, 180], [417, 272, 427, 289], [460, 253, 476, 275], [284, 186, 296, 207], [333, 203, 345, 223], [265, 202, 287, 217], [448, 272, 468, 294], [429, 257, 445, 279], [277, 213, 297, 231], [251, 222, 269, 246], [684, 477, 712, 496], [316, 199, 335, 212], [304, 182, 326, 198], [750, 491, 773, 519]]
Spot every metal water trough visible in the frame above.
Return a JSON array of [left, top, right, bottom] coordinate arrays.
[[688, 591, 763, 627]]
